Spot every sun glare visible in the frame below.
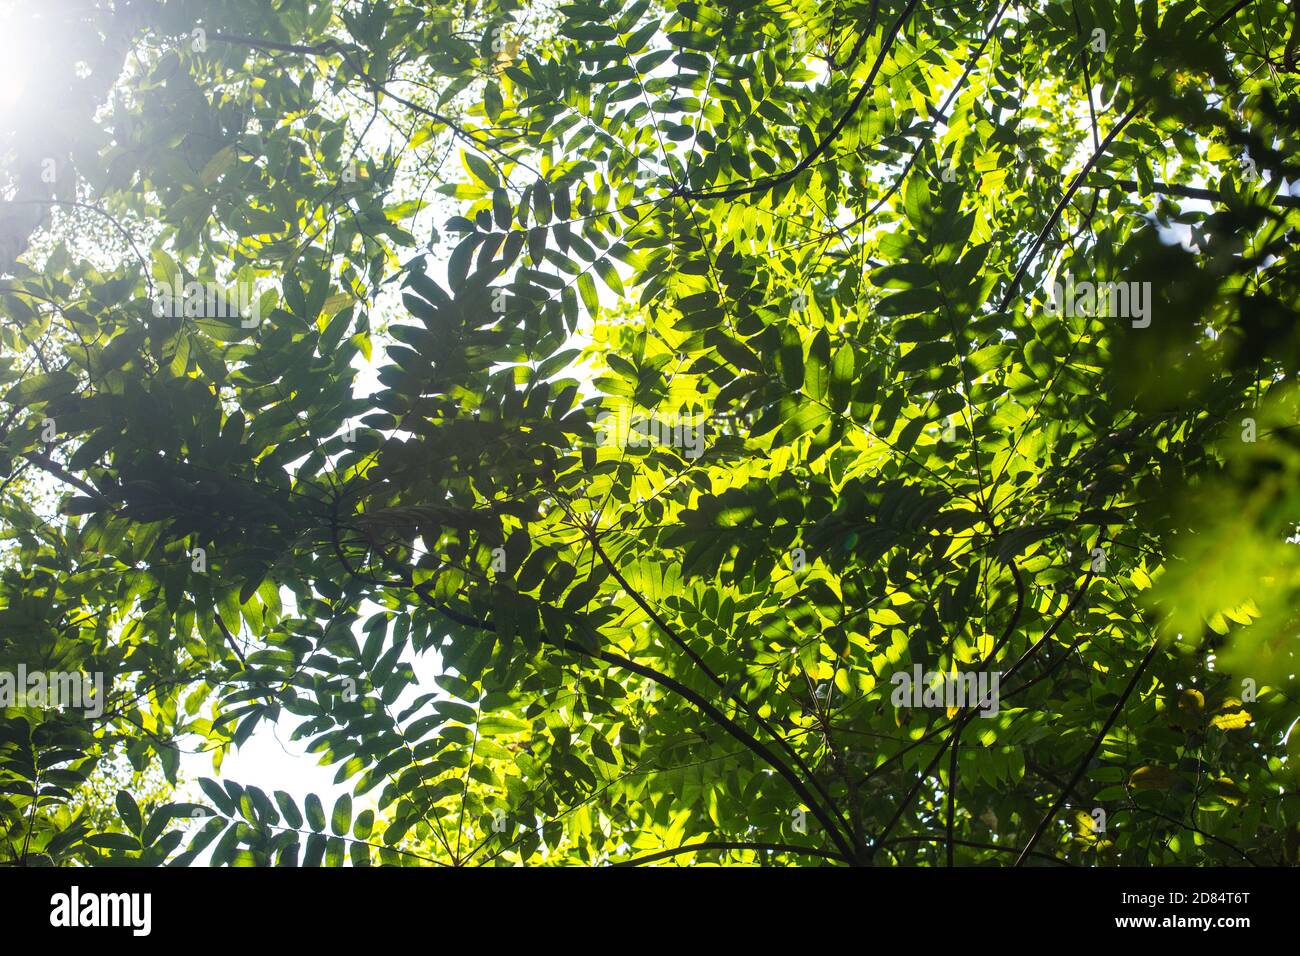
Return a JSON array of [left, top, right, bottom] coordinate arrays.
[[0, 4, 40, 119]]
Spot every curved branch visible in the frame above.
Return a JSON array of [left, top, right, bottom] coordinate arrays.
[[212, 613, 248, 667], [209, 32, 521, 167], [1099, 178, 1300, 210], [22, 451, 110, 504], [567, 638, 861, 863], [589, 533, 856, 850], [612, 840, 846, 866], [881, 834, 1074, 866], [995, 0, 1265, 313], [382, 556, 860, 863], [676, 0, 920, 201], [1013, 637, 1161, 865], [1110, 804, 1260, 867]]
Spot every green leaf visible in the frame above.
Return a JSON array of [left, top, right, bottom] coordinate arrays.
[[878, 288, 942, 317], [330, 794, 352, 836], [5, 370, 76, 406], [274, 791, 304, 829], [829, 343, 855, 411], [463, 151, 498, 187], [804, 330, 831, 402], [304, 793, 326, 832], [593, 257, 624, 295], [115, 790, 143, 835], [577, 272, 600, 315], [198, 778, 236, 816], [85, 832, 142, 852]]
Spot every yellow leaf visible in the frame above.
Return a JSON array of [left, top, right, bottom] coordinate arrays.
[[1209, 710, 1251, 731], [1223, 603, 1255, 625], [410, 125, 435, 149], [1074, 809, 1098, 837], [834, 669, 851, 695]]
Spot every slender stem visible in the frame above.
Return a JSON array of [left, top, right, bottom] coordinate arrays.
[[1014, 637, 1161, 865], [677, 0, 921, 201], [613, 840, 846, 866], [589, 533, 856, 850]]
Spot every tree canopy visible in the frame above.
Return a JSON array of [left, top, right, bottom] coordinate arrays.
[[1, 0, 1299, 867]]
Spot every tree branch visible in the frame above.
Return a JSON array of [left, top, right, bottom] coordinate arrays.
[[612, 840, 846, 866], [22, 451, 110, 504], [566, 638, 861, 863], [385, 555, 860, 863], [996, 0, 1265, 312], [675, 0, 920, 201], [209, 32, 519, 166], [882, 834, 1074, 866], [1013, 637, 1161, 865], [212, 612, 248, 667], [1098, 178, 1300, 209], [588, 532, 856, 850]]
